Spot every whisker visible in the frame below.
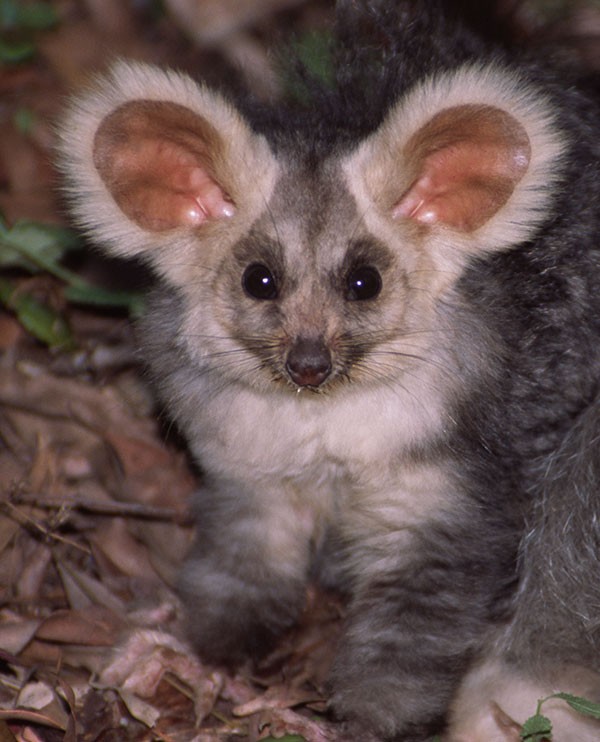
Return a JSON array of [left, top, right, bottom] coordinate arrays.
[[348, 360, 433, 414], [369, 349, 457, 377]]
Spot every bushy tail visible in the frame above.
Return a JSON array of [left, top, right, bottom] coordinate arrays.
[[506, 392, 600, 669]]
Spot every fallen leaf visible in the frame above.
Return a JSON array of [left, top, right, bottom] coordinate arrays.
[[118, 688, 161, 728], [100, 629, 224, 724], [89, 518, 161, 581], [0, 619, 41, 655], [258, 706, 340, 742], [0, 708, 64, 731], [16, 542, 52, 600], [234, 685, 323, 717], [35, 606, 125, 646]]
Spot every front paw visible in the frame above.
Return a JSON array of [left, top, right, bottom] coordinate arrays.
[[178, 557, 304, 665], [330, 647, 447, 741], [331, 680, 444, 742]]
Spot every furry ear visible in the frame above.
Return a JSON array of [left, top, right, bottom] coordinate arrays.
[[344, 65, 567, 254], [57, 61, 278, 279], [93, 99, 237, 232], [392, 104, 531, 232]]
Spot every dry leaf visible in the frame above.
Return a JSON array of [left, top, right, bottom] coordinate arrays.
[[16, 681, 70, 732], [90, 518, 161, 580], [0, 708, 64, 731], [234, 685, 323, 716], [100, 629, 224, 723], [36, 606, 125, 646], [0, 619, 41, 655], [258, 706, 340, 742], [0, 517, 20, 556], [118, 688, 161, 728], [16, 543, 52, 600], [56, 560, 127, 614]]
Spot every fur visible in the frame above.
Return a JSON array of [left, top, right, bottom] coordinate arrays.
[[57, 1, 600, 739]]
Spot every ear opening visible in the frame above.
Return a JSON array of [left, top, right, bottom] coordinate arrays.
[[93, 100, 237, 232], [392, 104, 531, 232]]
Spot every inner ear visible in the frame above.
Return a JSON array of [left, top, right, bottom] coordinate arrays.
[[393, 104, 531, 232], [93, 100, 235, 232]]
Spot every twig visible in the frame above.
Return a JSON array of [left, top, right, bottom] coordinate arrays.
[[0, 501, 91, 554], [9, 492, 192, 525]]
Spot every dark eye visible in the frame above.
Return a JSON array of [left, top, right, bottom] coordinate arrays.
[[345, 265, 382, 301], [242, 263, 278, 300]]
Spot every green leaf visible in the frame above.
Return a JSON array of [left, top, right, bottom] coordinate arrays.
[[520, 712, 552, 741], [0, 0, 19, 29], [15, 2, 57, 30], [282, 29, 335, 105], [0, 219, 80, 273], [0, 278, 74, 350], [0, 0, 57, 31], [13, 107, 37, 135], [293, 30, 334, 88], [0, 37, 34, 62], [64, 283, 144, 314], [0, 218, 142, 316], [550, 693, 600, 720]]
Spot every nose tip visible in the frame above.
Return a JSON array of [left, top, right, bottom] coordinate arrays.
[[285, 337, 332, 388]]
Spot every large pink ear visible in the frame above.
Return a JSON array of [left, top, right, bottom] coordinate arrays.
[[393, 104, 531, 232], [93, 100, 236, 232]]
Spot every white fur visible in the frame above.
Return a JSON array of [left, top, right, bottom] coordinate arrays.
[[165, 350, 455, 581]]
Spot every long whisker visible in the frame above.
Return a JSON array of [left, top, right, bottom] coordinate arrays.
[[348, 359, 435, 414], [167, 313, 464, 409]]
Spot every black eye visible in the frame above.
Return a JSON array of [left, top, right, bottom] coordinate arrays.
[[242, 263, 278, 300], [345, 265, 382, 301]]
